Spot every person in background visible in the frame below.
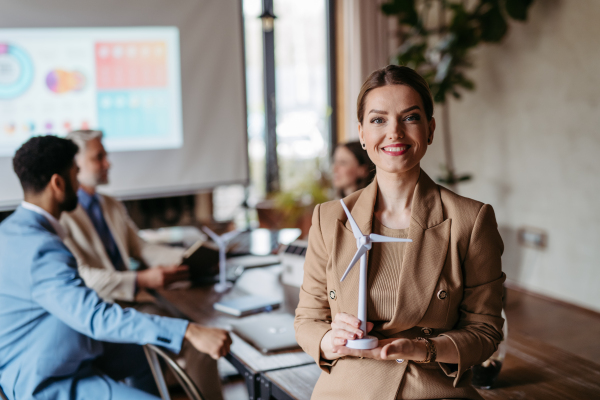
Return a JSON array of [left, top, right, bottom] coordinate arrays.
[[332, 141, 376, 198], [60, 129, 188, 303], [60, 129, 225, 399], [0, 136, 231, 400]]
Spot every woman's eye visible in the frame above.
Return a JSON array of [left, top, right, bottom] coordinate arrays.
[[405, 114, 421, 122], [371, 117, 384, 124]]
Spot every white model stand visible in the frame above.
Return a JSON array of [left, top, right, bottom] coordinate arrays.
[[339, 199, 412, 349], [202, 227, 240, 293]]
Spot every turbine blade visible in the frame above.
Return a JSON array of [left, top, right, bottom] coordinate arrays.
[[369, 233, 413, 243], [340, 246, 368, 282], [221, 229, 241, 242], [202, 226, 222, 245], [340, 199, 363, 239]]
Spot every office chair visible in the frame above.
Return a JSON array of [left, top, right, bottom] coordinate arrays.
[[143, 344, 205, 400]]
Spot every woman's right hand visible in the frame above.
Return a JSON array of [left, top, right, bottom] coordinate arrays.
[[320, 313, 374, 361]]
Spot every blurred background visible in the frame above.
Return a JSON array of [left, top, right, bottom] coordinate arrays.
[[0, 0, 597, 313], [1, 0, 599, 398]]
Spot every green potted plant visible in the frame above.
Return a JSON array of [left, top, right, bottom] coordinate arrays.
[[382, 0, 534, 189]]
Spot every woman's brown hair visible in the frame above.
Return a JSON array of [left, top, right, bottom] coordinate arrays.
[[356, 65, 434, 124]]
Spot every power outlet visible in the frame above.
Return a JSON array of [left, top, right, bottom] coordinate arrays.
[[517, 227, 547, 250]]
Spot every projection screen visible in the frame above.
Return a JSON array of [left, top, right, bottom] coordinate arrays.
[[0, 0, 248, 210]]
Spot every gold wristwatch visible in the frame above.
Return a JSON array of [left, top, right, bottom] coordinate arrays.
[[414, 337, 437, 363]]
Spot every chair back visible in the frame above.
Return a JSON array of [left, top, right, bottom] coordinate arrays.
[[143, 344, 205, 400]]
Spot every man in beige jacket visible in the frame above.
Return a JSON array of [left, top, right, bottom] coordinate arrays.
[[60, 130, 224, 399], [60, 130, 189, 302]]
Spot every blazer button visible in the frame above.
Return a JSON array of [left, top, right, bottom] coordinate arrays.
[[437, 290, 447, 300], [329, 290, 336, 300], [421, 327, 433, 336]]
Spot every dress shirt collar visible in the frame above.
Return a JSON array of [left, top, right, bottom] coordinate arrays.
[[20, 201, 67, 241], [77, 188, 100, 211]]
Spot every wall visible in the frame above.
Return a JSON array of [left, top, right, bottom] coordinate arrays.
[[420, 0, 600, 311], [335, 0, 397, 142]]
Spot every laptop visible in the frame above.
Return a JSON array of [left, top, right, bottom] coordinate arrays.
[[232, 313, 300, 354]]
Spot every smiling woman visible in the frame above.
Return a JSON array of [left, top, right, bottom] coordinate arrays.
[[294, 65, 505, 400]]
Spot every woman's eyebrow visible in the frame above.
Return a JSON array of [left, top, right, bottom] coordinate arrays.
[[368, 105, 421, 115], [400, 105, 421, 113]]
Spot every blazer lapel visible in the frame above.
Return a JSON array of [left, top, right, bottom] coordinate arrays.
[[71, 204, 116, 271], [382, 170, 451, 334]]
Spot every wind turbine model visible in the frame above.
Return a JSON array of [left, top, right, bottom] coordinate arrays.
[[202, 227, 241, 293], [339, 199, 412, 349]]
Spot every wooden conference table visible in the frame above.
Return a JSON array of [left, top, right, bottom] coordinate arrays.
[[153, 267, 600, 400]]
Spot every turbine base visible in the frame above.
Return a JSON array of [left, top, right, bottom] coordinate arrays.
[[346, 335, 378, 350], [214, 281, 233, 293]]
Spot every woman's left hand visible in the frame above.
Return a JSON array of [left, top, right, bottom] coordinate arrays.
[[333, 338, 427, 361]]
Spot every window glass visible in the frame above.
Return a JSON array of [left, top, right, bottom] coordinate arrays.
[[273, 0, 330, 193]]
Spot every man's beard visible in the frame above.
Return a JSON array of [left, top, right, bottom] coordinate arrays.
[[79, 170, 108, 188], [60, 176, 79, 213]]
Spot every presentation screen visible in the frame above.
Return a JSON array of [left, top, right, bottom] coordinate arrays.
[[0, 0, 248, 210], [0, 27, 183, 155]]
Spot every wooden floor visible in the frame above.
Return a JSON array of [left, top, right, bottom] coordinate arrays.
[[180, 285, 600, 400]]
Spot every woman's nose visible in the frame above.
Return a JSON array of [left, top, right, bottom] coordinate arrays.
[[388, 120, 404, 140]]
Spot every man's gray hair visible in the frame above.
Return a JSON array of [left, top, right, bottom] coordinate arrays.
[[66, 129, 104, 152]]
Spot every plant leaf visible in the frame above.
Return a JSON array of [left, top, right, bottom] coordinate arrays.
[[505, 0, 533, 21], [478, 2, 508, 42]]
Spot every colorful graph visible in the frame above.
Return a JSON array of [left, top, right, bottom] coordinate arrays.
[[95, 41, 171, 139], [0, 43, 34, 99], [45, 69, 86, 93], [95, 42, 168, 89], [0, 27, 182, 156]]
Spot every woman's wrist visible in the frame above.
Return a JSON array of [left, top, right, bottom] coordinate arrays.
[[320, 330, 340, 361], [413, 337, 436, 363]]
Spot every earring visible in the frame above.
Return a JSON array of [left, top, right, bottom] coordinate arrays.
[[362, 143, 366, 149]]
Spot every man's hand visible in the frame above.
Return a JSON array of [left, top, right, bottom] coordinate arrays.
[[184, 323, 232, 360], [136, 264, 190, 289]]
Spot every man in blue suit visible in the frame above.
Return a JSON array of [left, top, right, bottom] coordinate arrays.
[[0, 136, 232, 400]]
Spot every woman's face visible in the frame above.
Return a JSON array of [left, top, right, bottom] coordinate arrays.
[[332, 146, 368, 191], [358, 84, 435, 176]]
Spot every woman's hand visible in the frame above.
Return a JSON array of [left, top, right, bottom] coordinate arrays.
[[333, 338, 427, 361], [320, 313, 374, 361]]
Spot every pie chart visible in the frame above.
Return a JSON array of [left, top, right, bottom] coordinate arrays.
[[0, 43, 34, 99]]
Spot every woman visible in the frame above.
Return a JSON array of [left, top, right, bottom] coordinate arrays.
[[295, 65, 505, 400], [332, 141, 376, 198]]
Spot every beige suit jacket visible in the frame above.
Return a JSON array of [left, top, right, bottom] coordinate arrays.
[[60, 194, 184, 302], [295, 170, 505, 400]]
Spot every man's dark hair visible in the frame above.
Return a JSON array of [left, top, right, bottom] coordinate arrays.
[[13, 135, 79, 193]]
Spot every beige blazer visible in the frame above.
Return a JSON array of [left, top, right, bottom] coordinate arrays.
[[60, 194, 184, 302], [295, 170, 505, 400]]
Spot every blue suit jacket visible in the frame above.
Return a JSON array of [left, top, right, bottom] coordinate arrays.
[[0, 207, 189, 400]]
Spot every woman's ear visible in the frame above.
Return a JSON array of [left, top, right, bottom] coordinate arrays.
[[427, 117, 436, 144], [358, 122, 364, 144]]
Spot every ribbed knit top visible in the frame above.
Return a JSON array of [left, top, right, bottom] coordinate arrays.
[[367, 217, 409, 323]]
